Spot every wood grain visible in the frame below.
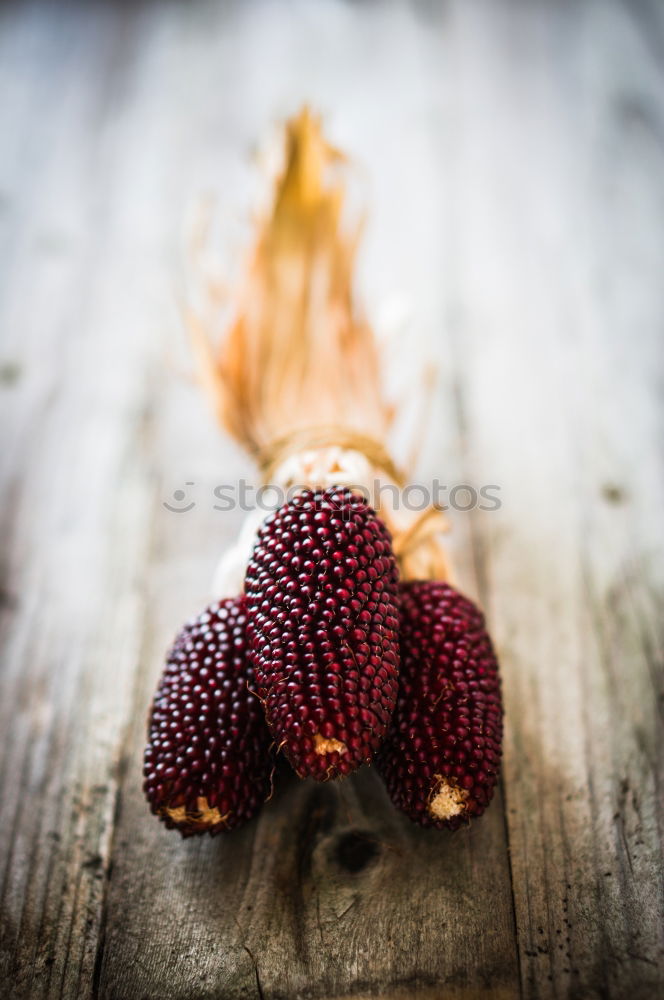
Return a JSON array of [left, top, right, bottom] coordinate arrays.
[[0, 1, 662, 998]]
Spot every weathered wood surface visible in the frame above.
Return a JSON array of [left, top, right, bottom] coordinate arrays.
[[1, 1, 663, 997]]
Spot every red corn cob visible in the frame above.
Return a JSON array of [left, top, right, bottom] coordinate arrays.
[[377, 580, 503, 829], [245, 485, 400, 779], [143, 596, 273, 836]]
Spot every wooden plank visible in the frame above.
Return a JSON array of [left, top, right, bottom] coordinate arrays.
[[0, 3, 185, 997], [430, 1, 664, 997]]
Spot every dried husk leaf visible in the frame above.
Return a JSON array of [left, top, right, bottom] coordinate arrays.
[[188, 107, 450, 582]]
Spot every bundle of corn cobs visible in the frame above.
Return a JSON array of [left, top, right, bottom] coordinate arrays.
[[143, 110, 503, 837]]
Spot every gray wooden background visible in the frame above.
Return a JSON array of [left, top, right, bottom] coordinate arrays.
[[1, 1, 663, 998]]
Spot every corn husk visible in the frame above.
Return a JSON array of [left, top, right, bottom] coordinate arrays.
[[188, 108, 450, 584]]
